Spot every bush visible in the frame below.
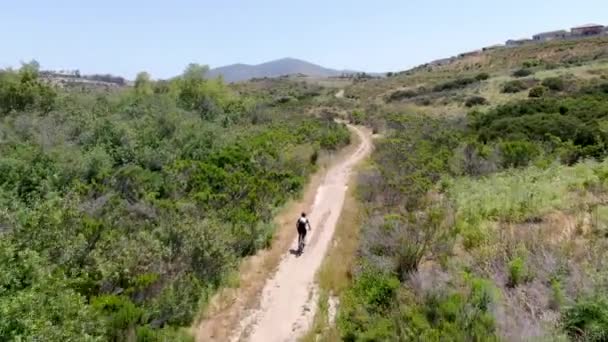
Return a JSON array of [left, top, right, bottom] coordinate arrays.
[[563, 296, 608, 341], [349, 110, 366, 124], [507, 255, 531, 287], [338, 269, 400, 340], [501, 79, 535, 93], [391, 278, 498, 341], [479, 113, 597, 148], [465, 96, 488, 107], [387, 89, 418, 102], [528, 86, 547, 98], [433, 77, 477, 92], [476, 73, 490, 81], [499, 140, 541, 168], [542, 77, 566, 91], [512, 68, 534, 78], [549, 279, 565, 310], [0, 63, 57, 114]]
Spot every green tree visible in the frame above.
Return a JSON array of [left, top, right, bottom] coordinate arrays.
[[182, 63, 209, 81], [134, 71, 153, 96]]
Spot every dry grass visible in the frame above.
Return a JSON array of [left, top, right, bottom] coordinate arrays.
[[317, 173, 364, 293]]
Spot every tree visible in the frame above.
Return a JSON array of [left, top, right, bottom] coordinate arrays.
[[0, 61, 56, 114], [134, 71, 153, 96], [182, 63, 209, 81]]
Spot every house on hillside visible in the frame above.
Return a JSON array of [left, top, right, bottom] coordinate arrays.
[[506, 38, 533, 47], [571, 24, 605, 37], [533, 30, 569, 41]]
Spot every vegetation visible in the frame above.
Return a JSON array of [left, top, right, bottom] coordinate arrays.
[[501, 79, 537, 93], [6, 31, 608, 342], [432, 77, 478, 92], [475, 72, 490, 81], [328, 37, 608, 342], [512, 68, 534, 78], [529, 85, 547, 98], [465, 95, 488, 107], [0, 62, 350, 341], [542, 76, 567, 91]]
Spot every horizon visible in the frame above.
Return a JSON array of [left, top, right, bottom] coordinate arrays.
[[1, 0, 607, 79]]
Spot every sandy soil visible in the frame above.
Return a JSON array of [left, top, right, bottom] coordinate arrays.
[[228, 125, 372, 342]]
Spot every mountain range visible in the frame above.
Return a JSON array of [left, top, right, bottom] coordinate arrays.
[[207, 57, 359, 82]]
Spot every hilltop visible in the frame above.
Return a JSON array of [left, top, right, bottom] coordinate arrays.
[[207, 57, 360, 82], [343, 35, 608, 117]]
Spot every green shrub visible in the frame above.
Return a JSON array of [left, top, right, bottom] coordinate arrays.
[[0, 62, 57, 114], [392, 278, 498, 341], [387, 89, 418, 102], [349, 110, 366, 124], [563, 296, 608, 341], [476, 73, 490, 81], [542, 77, 566, 91], [513, 68, 534, 78], [501, 79, 534, 93], [499, 140, 541, 168], [459, 221, 490, 250], [465, 96, 488, 107], [549, 279, 565, 310], [92, 295, 144, 338], [479, 113, 597, 148], [523, 59, 542, 68], [338, 269, 399, 340], [433, 77, 477, 92], [529, 86, 547, 98], [507, 256, 530, 287]]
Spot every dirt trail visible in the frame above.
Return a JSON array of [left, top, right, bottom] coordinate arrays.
[[196, 125, 371, 342], [229, 125, 372, 342]]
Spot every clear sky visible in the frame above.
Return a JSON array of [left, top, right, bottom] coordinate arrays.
[[1, 0, 607, 79]]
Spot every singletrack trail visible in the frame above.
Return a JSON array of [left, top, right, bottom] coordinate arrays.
[[233, 125, 371, 342], [197, 125, 372, 342]]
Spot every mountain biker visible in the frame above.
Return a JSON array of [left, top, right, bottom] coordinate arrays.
[[296, 212, 311, 252]]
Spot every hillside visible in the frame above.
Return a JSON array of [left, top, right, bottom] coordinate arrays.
[[207, 57, 355, 82], [302, 34, 608, 341], [344, 35, 608, 117]]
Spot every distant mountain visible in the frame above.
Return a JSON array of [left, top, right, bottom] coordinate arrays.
[[207, 58, 358, 82]]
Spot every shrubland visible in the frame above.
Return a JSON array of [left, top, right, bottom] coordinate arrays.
[[0, 62, 350, 341], [324, 37, 608, 341]]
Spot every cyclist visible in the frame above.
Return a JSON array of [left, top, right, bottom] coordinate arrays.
[[296, 212, 311, 253]]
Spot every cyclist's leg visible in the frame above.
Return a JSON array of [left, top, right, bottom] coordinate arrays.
[[297, 229, 306, 251], [297, 230, 303, 250]]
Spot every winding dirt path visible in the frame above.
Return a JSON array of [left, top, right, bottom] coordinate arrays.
[[197, 125, 372, 342]]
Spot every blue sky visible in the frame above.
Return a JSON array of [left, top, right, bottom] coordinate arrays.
[[1, 0, 606, 79]]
